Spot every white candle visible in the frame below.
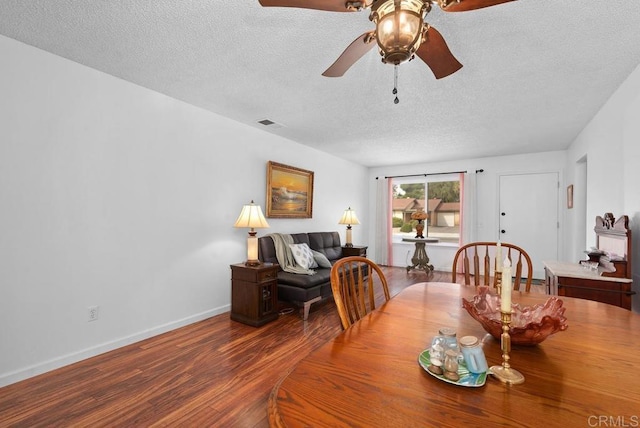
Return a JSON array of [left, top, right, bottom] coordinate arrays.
[[501, 258, 512, 312], [496, 241, 503, 272]]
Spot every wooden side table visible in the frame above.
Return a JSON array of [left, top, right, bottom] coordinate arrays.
[[230, 263, 279, 326], [342, 245, 367, 257]]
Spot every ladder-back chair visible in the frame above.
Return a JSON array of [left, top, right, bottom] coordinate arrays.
[[330, 256, 390, 330], [452, 242, 533, 292]]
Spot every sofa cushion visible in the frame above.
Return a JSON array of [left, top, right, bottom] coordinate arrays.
[[311, 249, 332, 268], [277, 269, 332, 289], [308, 232, 342, 261], [289, 243, 318, 269]]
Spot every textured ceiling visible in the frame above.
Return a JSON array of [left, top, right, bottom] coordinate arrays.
[[1, 1, 639, 167]]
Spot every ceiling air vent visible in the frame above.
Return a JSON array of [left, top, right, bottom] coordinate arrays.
[[257, 119, 283, 129]]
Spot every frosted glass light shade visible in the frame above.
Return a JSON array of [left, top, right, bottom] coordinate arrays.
[[373, 0, 426, 65]]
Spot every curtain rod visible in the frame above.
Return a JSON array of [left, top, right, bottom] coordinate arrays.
[[377, 170, 469, 180]]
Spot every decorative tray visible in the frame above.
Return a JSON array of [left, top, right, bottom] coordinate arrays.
[[418, 349, 487, 387]]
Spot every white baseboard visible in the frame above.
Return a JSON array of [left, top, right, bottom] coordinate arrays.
[[0, 305, 230, 388]]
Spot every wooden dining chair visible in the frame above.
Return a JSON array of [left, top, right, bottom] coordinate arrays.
[[452, 242, 533, 292], [330, 256, 391, 330]]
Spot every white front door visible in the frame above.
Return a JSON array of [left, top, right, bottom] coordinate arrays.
[[499, 172, 559, 279]]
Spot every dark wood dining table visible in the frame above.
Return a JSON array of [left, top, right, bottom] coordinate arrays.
[[268, 282, 640, 427]]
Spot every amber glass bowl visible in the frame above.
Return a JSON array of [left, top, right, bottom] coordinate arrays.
[[462, 287, 568, 346]]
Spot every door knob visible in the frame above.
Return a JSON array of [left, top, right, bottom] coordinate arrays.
[[501, 229, 506, 234], [501, 212, 506, 216]]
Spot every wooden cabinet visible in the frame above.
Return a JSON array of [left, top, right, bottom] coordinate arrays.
[[230, 263, 279, 326], [557, 276, 633, 309], [544, 262, 634, 310], [342, 245, 367, 257], [544, 213, 634, 310]]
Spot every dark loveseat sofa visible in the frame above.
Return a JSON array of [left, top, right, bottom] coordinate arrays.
[[258, 231, 344, 320]]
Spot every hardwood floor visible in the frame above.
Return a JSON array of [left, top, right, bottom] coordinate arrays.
[[0, 269, 470, 427]]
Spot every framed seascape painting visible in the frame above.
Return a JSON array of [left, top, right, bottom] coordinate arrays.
[[266, 161, 314, 218]]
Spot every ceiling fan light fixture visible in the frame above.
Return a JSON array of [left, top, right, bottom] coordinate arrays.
[[260, 0, 514, 80], [372, 0, 427, 65]]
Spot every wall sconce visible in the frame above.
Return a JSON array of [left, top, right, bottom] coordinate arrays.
[[234, 200, 270, 266], [338, 207, 360, 247]]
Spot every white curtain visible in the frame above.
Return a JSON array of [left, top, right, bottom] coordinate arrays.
[[460, 172, 477, 246], [375, 177, 392, 265]]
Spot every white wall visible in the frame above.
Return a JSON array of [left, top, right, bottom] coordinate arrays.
[[367, 151, 566, 271], [624, 82, 640, 314], [565, 63, 640, 312], [0, 36, 368, 386]]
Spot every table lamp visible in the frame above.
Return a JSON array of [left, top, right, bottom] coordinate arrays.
[[234, 200, 270, 266], [338, 207, 360, 247]]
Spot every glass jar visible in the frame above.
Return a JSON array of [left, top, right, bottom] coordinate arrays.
[[428, 342, 445, 375], [431, 327, 459, 354], [443, 349, 460, 381]]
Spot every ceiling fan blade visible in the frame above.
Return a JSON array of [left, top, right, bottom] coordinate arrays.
[[322, 32, 376, 77], [439, 0, 516, 12], [415, 26, 462, 79], [258, 0, 364, 12]]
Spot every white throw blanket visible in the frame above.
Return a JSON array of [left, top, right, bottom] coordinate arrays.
[[268, 233, 316, 275]]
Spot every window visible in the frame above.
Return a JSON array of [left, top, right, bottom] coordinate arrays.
[[392, 175, 460, 244]]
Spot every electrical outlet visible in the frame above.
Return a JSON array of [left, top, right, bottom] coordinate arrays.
[[88, 305, 99, 322]]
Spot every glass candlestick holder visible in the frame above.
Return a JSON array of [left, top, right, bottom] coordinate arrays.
[[489, 310, 525, 385]]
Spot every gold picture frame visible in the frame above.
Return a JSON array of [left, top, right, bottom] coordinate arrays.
[[266, 161, 314, 218], [567, 184, 573, 209]]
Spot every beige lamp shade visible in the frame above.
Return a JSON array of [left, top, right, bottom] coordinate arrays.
[[234, 201, 269, 266], [338, 207, 360, 247]]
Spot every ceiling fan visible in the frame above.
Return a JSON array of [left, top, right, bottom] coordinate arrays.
[[258, 0, 516, 79]]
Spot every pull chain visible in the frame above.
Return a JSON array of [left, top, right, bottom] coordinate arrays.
[[393, 65, 399, 104]]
